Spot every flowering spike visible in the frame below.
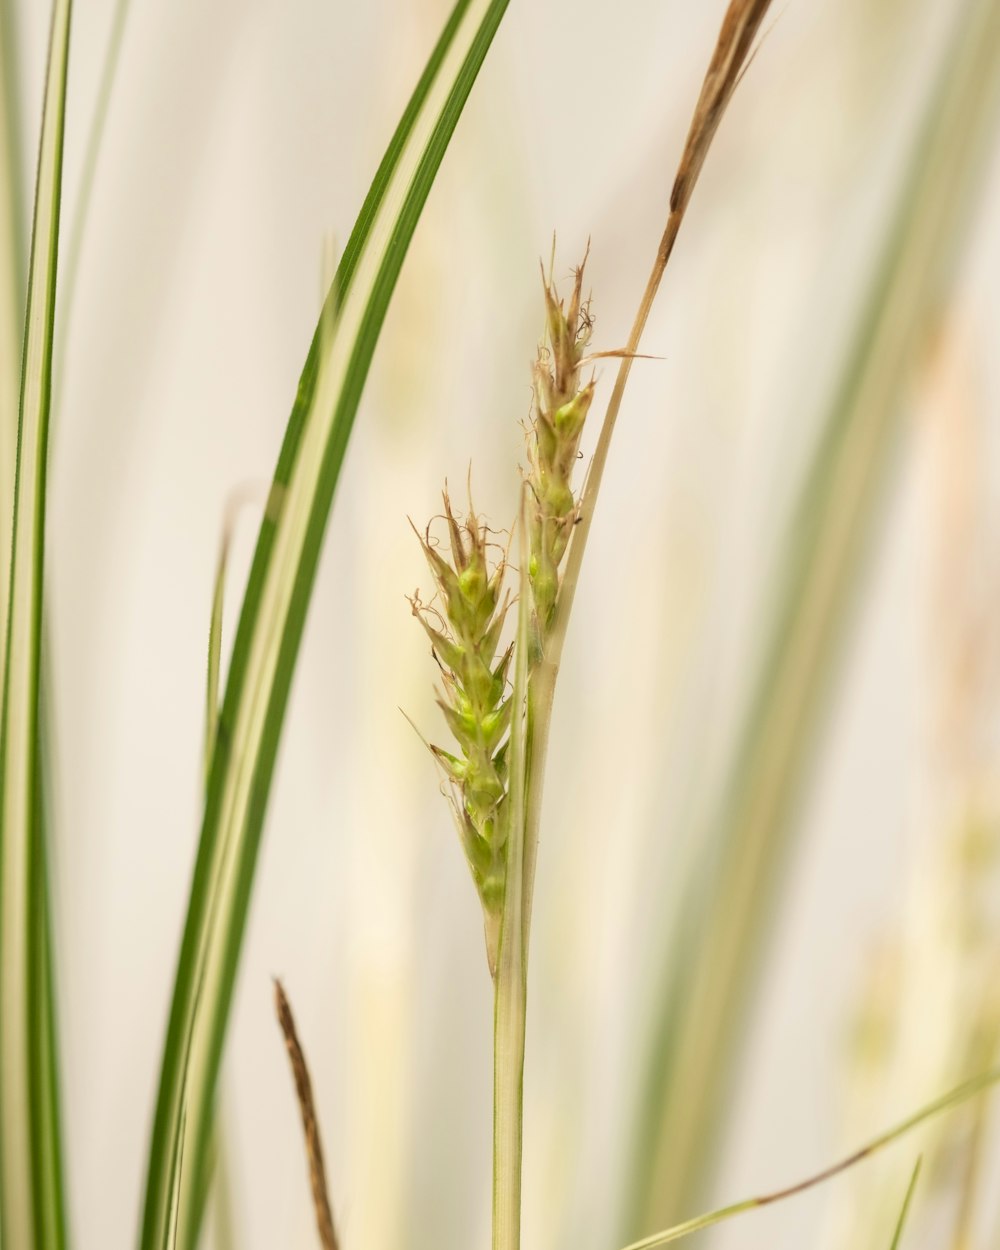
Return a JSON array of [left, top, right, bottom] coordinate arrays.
[[410, 487, 512, 973], [526, 249, 596, 634]]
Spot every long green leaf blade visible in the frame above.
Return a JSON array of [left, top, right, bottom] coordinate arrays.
[[0, 3, 73, 1249], [139, 3, 510, 1247], [627, 0, 1000, 1233], [0, 0, 25, 666], [54, 0, 131, 407], [28, 787, 68, 1250], [887, 1158, 921, 1250], [1, 6, 70, 1248]]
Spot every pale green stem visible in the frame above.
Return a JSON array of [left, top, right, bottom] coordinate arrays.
[[0, 0, 25, 673], [1, 7, 71, 1247], [511, 6, 779, 1237], [492, 955, 526, 1250], [492, 496, 531, 1250], [0, 4, 73, 1248]]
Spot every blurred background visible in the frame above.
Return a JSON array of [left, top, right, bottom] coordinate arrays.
[[5, 0, 1000, 1246]]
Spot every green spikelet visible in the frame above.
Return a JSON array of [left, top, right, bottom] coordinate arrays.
[[411, 491, 512, 973], [410, 253, 596, 975], [526, 254, 595, 632]]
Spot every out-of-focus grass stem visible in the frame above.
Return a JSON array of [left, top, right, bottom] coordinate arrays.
[[627, 0, 1000, 1232]]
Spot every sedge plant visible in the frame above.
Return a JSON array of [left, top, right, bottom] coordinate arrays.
[[407, 7, 788, 1250], [408, 3, 1000, 1250], [2, 2, 1000, 1250]]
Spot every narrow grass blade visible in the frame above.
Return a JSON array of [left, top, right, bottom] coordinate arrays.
[[627, 0, 1000, 1232], [204, 548, 225, 788], [138, 4, 511, 1247], [28, 737, 69, 1250], [621, 1070, 996, 1250], [0, 4, 73, 1250], [0, 0, 26, 666], [203, 488, 261, 787], [187, 488, 267, 1232], [54, 0, 131, 406], [887, 1158, 921, 1250]]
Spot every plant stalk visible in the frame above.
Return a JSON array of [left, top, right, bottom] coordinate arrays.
[[523, 0, 775, 958], [488, 9, 779, 1243], [492, 499, 531, 1250], [493, 953, 526, 1250], [495, 9, 779, 1241]]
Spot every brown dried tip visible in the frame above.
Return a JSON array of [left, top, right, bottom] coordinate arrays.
[[274, 980, 340, 1250], [670, 0, 773, 217]]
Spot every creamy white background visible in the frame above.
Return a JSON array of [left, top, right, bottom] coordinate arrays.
[[7, 1, 1000, 1247]]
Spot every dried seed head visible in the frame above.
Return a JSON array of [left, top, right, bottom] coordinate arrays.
[[410, 489, 511, 973], [526, 252, 595, 631]]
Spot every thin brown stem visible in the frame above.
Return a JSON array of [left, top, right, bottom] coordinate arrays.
[[524, 0, 775, 948], [552, 0, 774, 664], [274, 980, 339, 1250]]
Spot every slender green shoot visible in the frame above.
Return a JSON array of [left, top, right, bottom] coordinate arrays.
[[1, 8, 71, 1250], [54, 0, 131, 402], [621, 1069, 998, 1250], [0, 4, 73, 1249], [887, 1158, 922, 1250], [203, 487, 262, 786]]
